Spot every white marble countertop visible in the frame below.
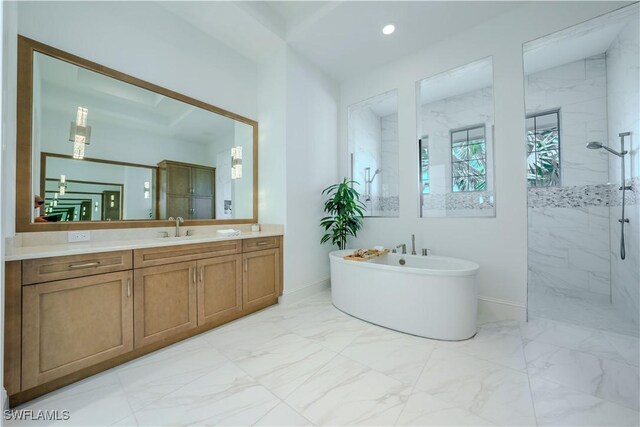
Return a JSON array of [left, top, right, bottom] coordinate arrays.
[[5, 230, 283, 261]]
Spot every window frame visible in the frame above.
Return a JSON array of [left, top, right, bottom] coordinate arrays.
[[449, 124, 487, 193], [526, 109, 561, 188]]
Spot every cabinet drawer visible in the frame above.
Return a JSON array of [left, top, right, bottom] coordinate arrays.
[[134, 240, 241, 268], [22, 251, 133, 285], [243, 237, 280, 253]]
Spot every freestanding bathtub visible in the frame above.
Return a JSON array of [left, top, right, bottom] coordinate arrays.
[[330, 250, 479, 341]]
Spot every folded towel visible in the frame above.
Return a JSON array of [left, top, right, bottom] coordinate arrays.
[[217, 229, 241, 236]]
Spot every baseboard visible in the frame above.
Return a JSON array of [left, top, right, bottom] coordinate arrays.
[[279, 277, 330, 305], [478, 296, 526, 322]]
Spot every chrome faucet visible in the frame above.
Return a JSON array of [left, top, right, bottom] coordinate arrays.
[[395, 243, 407, 254], [168, 216, 184, 237], [411, 234, 417, 255]]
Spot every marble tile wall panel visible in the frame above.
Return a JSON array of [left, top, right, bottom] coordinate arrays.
[[528, 204, 611, 297], [607, 15, 640, 331], [380, 113, 400, 215], [525, 55, 609, 186]]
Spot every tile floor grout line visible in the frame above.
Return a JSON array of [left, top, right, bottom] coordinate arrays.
[[391, 345, 434, 426]]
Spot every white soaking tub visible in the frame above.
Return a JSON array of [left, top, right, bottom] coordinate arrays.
[[330, 250, 479, 341]]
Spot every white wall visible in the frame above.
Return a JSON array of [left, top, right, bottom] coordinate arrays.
[[3, 1, 260, 237], [339, 2, 627, 320], [284, 48, 339, 294], [257, 47, 287, 226]]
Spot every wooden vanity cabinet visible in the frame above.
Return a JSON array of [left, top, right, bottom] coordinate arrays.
[[134, 261, 198, 348], [243, 248, 280, 311], [21, 270, 134, 389], [197, 254, 243, 326], [5, 236, 283, 406]]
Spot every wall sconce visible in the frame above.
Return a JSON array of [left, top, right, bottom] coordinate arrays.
[[110, 194, 115, 208], [69, 106, 91, 160], [231, 146, 242, 179], [58, 174, 67, 195], [143, 181, 150, 199], [94, 202, 99, 212]]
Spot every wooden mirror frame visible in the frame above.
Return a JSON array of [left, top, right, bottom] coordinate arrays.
[[16, 35, 258, 232]]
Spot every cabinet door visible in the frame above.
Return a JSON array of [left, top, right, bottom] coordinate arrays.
[[197, 255, 242, 326], [243, 249, 280, 311], [134, 261, 197, 348], [22, 271, 134, 389], [192, 196, 214, 220], [166, 195, 190, 219], [166, 163, 191, 195], [192, 167, 214, 196]]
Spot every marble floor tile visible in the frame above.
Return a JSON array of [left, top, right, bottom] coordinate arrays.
[[234, 332, 337, 399], [133, 361, 280, 426], [439, 326, 527, 371], [253, 402, 315, 426], [9, 289, 640, 427], [530, 376, 640, 426], [604, 331, 640, 367], [201, 317, 291, 360], [395, 391, 495, 426], [525, 340, 640, 410], [415, 348, 536, 426], [285, 355, 411, 426], [116, 337, 228, 411], [7, 371, 132, 427], [522, 317, 634, 364], [110, 415, 138, 426], [340, 326, 437, 385], [288, 310, 376, 353]]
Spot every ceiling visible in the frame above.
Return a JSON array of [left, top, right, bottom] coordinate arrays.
[[159, 1, 526, 82]]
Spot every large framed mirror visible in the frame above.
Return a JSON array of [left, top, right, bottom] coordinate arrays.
[[416, 57, 496, 218], [17, 36, 258, 231]]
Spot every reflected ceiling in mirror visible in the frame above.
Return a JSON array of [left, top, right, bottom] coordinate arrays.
[[17, 36, 257, 231]]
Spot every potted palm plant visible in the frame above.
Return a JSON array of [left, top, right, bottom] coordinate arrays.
[[320, 179, 366, 250]]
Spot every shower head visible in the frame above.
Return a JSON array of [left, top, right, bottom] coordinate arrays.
[[586, 141, 625, 157]]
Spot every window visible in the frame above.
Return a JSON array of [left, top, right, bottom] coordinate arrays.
[[451, 125, 486, 192], [527, 111, 560, 187], [419, 137, 430, 195]]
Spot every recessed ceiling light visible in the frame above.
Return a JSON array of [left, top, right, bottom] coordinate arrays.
[[382, 24, 395, 35]]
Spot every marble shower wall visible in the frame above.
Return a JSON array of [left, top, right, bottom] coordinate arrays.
[[607, 15, 640, 328], [420, 86, 496, 217], [349, 94, 399, 217], [526, 56, 611, 299], [378, 113, 399, 215]]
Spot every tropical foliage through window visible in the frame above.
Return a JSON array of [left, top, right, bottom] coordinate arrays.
[[527, 111, 560, 187], [451, 125, 486, 192]]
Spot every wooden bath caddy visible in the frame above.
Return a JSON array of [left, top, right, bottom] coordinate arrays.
[[344, 248, 390, 262]]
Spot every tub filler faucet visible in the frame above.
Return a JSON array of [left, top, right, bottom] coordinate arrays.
[[411, 234, 417, 255], [394, 243, 407, 254]]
